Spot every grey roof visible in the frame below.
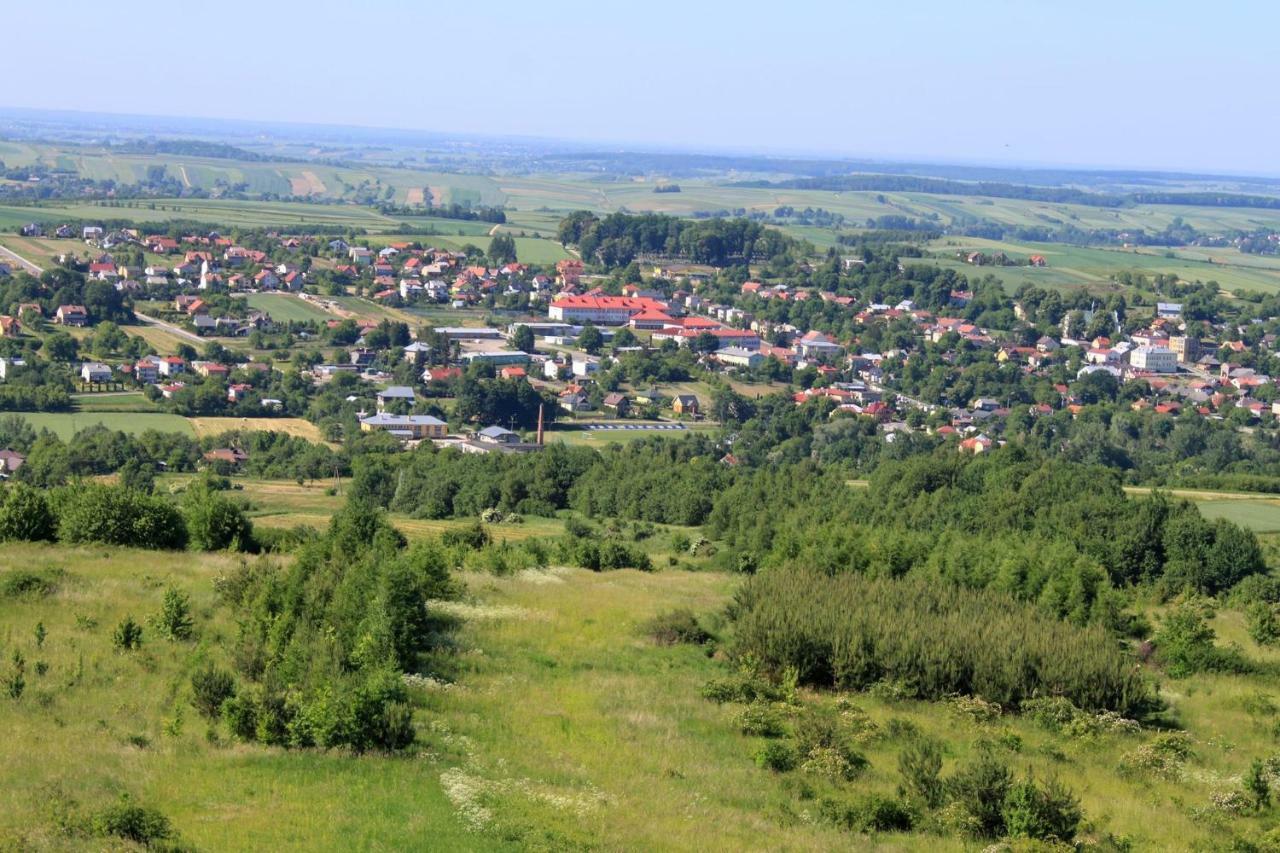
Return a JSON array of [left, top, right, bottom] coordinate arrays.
[[478, 426, 517, 439], [361, 413, 445, 427], [377, 385, 417, 399]]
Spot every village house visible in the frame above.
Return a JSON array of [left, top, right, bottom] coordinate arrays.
[[55, 305, 88, 326]]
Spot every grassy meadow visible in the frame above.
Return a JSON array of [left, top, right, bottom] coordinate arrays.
[[240, 293, 334, 323], [12, 411, 195, 439]]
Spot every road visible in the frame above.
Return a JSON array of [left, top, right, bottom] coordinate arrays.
[[0, 245, 44, 275], [132, 310, 206, 345]]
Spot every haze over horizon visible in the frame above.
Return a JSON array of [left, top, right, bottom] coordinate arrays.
[[1, 0, 1276, 175]]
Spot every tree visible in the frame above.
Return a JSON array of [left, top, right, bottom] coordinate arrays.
[[45, 332, 79, 362], [1247, 601, 1280, 646], [0, 484, 56, 542], [898, 737, 944, 808], [489, 233, 517, 264], [578, 325, 603, 355], [511, 324, 535, 354], [152, 587, 195, 641], [946, 746, 1011, 838], [182, 479, 253, 551], [1245, 758, 1271, 811]]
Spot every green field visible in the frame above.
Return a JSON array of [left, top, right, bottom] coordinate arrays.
[[1195, 498, 1280, 533], [13, 411, 194, 438], [71, 392, 159, 413], [242, 293, 334, 323]]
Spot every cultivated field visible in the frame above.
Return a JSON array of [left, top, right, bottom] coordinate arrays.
[[186, 417, 325, 441], [12, 411, 194, 438]]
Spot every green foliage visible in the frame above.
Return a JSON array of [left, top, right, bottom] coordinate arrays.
[[754, 740, 798, 773], [5, 650, 24, 699], [1002, 774, 1083, 842], [112, 616, 143, 651], [0, 568, 62, 599], [643, 609, 713, 646], [223, 501, 456, 751], [794, 706, 869, 781], [57, 483, 188, 549], [182, 478, 253, 551], [0, 483, 57, 541], [732, 568, 1155, 716], [820, 793, 915, 833], [1155, 601, 1251, 677], [1248, 602, 1280, 647], [190, 664, 236, 719], [91, 794, 173, 847], [898, 736, 945, 808], [946, 746, 1012, 838], [735, 703, 788, 738], [152, 587, 195, 641], [1246, 758, 1272, 811]]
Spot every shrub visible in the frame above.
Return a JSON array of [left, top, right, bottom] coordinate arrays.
[[112, 616, 143, 651], [0, 568, 62, 599], [821, 794, 915, 833], [946, 745, 1012, 838], [795, 706, 869, 781], [643, 609, 712, 645], [1002, 774, 1082, 842], [1155, 602, 1252, 677], [0, 484, 56, 542], [1248, 602, 1280, 647], [1245, 758, 1272, 811], [755, 740, 798, 773], [92, 794, 172, 846], [58, 484, 187, 550], [190, 664, 236, 719], [898, 736, 945, 808], [182, 479, 253, 552], [152, 587, 194, 641], [730, 568, 1156, 717], [736, 703, 787, 738]]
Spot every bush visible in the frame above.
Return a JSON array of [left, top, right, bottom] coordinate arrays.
[[1002, 774, 1082, 842], [0, 568, 62, 599], [795, 706, 869, 781], [754, 740, 798, 773], [736, 702, 787, 738], [182, 479, 253, 551], [731, 568, 1156, 717], [643, 609, 712, 645], [946, 745, 1012, 838], [58, 484, 187, 550], [152, 587, 194, 641], [92, 794, 172, 846], [190, 664, 236, 719], [821, 793, 915, 833], [1248, 602, 1280, 647], [1155, 602, 1252, 677], [112, 616, 143, 651], [0, 484, 57, 542], [898, 736, 945, 808]]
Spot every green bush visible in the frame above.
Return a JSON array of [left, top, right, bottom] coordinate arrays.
[[190, 664, 236, 719], [112, 616, 143, 651], [821, 793, 915, 833], [946, 745, 1012, 838], [736, 702, 787, 738], [754, 740, 798, 773], [898, 736, 945, 808], [643, 609, 712, 645], [731, 568, 1156, 716], [92, 794, 172, 846], [152, 587, 194, 641], [1155, 602, 1252, 677], [795, 706, 869, 781], [1002, 774, 1082, 842], [0, 568, 62, 599], [58, 484, 187, 550], [182, 478, 253, 551], [1247, 602, 1280, 647], [0, 484, 57, 542]]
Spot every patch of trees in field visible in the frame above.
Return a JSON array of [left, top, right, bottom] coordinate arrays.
[[557, 211, 804, 268]]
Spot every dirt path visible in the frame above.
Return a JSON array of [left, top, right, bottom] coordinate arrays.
[[131, 310, 205, 345]]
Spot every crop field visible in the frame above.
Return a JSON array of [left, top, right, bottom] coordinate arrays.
[[12, 411, 194, 438], [1194, 499, 1280, 533], [926, 236, 1280, 294], [241, 293, 334, 323], [71, 391, 159, 413], [186, 417, 325, 441]]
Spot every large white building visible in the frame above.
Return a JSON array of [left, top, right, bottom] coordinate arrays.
[[1130, 345, 1178, 373], [548, 295, 667, 325]]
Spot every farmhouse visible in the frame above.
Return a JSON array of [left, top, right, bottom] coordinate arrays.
[[56, 305, 88, 326], [672, 394, 700, 416], [80, 362, 113, 384]]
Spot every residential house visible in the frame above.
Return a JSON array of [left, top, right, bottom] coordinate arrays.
[[672, 394, 700, 416], [80, 362, 113, 384], [0, 357, 26, 380], [56, 305, 88, 326], [376, 385, 417, 411]]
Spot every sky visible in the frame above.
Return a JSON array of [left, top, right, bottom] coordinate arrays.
[[2, 0, 1277, 174]]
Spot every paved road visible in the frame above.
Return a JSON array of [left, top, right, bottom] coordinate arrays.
[[132, 310, 206, 345], [0, 245, 44, 275]]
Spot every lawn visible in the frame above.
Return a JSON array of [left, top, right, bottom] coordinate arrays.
[[241, 293, 334, 323], [13, 411, 194, 439]]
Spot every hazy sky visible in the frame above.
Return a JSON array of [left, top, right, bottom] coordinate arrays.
[[3, 0, 1277, 173]]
